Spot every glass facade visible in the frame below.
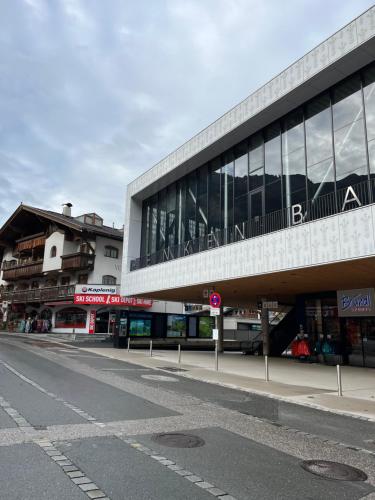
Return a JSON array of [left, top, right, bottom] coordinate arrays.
[[134, 62, 375, 270]]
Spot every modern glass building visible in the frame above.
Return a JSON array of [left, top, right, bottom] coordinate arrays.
[[123, 7, 375, 367], [136, 63, 375, 269]]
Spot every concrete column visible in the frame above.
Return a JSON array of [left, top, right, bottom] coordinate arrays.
[[261, 306, 270, 356]]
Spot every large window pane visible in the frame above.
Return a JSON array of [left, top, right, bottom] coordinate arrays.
[[234, 193, 248, 226], [265, 180, 282, 214], [176, 180, 186, 245], [234, 141, 248, 197], [364, 64, 375, 142], [141, 200, 150, 256], [208, 158, 221, 233], [283, 147, 306, 204], [249, 133, 264, 172], [333, 74, 363, 131], [249, 168, 264, 191], [157, 189, 166, 252], [307, 158, 335, 199], [222, 151, 234, 229], [197, 165, 208, 237], [305, 92, 333, 166], [282, 108, 304, 155], [150, 195, 158, 254], [185, 172, 196, 241], [166, 184, 176, 248], [334, 119, 368, 189], [265, 123, 281, 183]]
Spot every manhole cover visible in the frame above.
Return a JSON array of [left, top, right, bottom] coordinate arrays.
[[152, 433, 205, 448], [141, 374, 178, 382], [301, 460, 368, 481], [158, 366, 188, 372]]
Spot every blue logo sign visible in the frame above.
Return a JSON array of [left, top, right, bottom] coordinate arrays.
[[341, 293, 371, 312]]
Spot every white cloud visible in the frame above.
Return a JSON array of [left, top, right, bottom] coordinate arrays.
[[0, 0, 374, 229]]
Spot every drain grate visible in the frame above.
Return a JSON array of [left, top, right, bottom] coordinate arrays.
[[34, 425, 47, 430], [152, 433, 205, 448], [158, 366, 188, 372], [301, 460, 368, 481]]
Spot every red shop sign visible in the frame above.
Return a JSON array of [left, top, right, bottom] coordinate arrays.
[[74, 294, 153, 308], [88, 310, 96, 334]]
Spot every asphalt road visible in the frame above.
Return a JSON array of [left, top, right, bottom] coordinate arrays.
[[0, 334, 374, 500]]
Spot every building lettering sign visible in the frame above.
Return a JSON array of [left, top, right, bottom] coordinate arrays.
[[74, 294, 153, 308], [337, 288, 375, 317], [75, 284, 119, 295], [291, 185, 361, 225]]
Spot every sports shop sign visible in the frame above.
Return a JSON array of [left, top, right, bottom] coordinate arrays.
[[74, 285, 152, 308]]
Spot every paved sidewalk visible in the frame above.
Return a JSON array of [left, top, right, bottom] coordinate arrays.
[[77, 346, 375, 421]]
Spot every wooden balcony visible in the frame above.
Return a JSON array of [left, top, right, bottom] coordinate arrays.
[[0, 285, 75, 304], [15, 235, 46, 253], [61, 252, 95, 271], [2, 260, 44, 280]]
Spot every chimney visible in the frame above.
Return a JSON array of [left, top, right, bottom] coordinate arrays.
[[62, 203, 73, 217]]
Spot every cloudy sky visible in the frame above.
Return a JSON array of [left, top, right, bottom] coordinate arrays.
[[0, 0, 373, 228]]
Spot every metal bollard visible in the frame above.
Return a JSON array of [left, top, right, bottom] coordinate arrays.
[[149, 340, 153, 358], [178, 344, 181, 364], [127, 337, 130, 352], [336, 364, 343, 396], [265, 355, 269, 381], [215, 340, 218, 371]]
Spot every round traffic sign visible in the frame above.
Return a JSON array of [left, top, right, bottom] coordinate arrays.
[[209, 292, 221, 308]]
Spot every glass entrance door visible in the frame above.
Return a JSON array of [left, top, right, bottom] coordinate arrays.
[[361, 318, 375, 368], [346, 319, 364, 367], [345, 317, 375, 367], [249, 189, 264, 236]]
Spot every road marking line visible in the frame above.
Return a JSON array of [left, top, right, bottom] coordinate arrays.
[[34, 439, 111, 500], [0, 360, 102, 426], [0, 395, 32, 429], [117, 434, 238, 499]]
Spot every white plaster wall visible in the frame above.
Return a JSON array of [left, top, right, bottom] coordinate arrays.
[[90, 236, 122, 285], [63, 239, 79, 256], [0, 248, 15, 285], [150, 301, 184, 314], [122, 205, 375, 296], [43, 231, 65, 272]]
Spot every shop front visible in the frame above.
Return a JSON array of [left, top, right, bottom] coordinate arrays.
[[298, 289, 375, 368], [114, 310, 214, 347]]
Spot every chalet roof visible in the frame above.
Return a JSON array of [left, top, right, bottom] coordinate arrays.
[[0, 204, 123, 245]]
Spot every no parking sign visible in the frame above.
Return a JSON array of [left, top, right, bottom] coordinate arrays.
[[209, 292, 221, 308]]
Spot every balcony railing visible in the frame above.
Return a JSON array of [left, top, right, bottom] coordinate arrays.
[[131, 179, 375, 272], [61, 252, 95, 271], [2, 260, 44, 280], [0, 285, 75, 304], [15, 235, 46, 253]]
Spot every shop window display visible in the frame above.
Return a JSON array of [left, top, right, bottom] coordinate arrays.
[[129, 318, 151, 337], [55, 308, 87, 329], [167, 315, 187, 337], [198, 317, 214, 338]]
